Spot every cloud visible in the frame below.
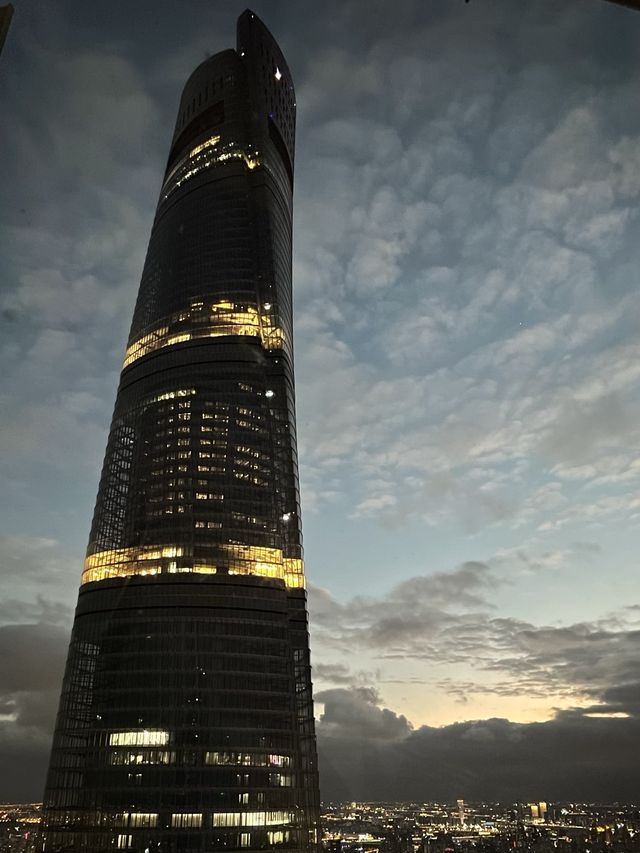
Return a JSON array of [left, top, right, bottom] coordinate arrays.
[[318, 706, 640, 802], [0, 623, 69, 800], [0, 624, 69, 694], [314, 662, 380, 688], [0, 538, 76, 802], [0, 37, 162, 516], [316, 687, 412, 741], [309, 559, 640, 715], [5, 0, 640, 544], [0, 535, 73, 585], [0, 726, 55, 804], [314, 663, 354, 685], [291, 0, 640, 538], [309, 561, 499, 656], [0, 536, 77, 634]]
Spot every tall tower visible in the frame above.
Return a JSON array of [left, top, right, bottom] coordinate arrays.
[[41, 11, 320, 852]]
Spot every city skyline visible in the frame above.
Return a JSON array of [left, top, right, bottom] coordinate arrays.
[[2, 0, 640, 803], [9, 799, 640, 853]]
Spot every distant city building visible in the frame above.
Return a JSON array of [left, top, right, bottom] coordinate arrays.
[[0, 4, 14, 58], [457, 799, 465, 826], [40, 9, 320, 852], [318, 801, 640, 853], [6, 800, 640, 853]]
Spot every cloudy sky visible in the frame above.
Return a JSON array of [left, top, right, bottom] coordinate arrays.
[[2, 0, 640, 804]]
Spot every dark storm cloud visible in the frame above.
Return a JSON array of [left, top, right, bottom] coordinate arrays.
[[0, 623, 68, 692], [0, 536, 75, 801], [317, 688, 640, 802], [0, 729, 55, 804], [0, 623, 69, 801]]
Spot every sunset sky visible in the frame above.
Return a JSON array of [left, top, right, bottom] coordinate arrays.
[[2, 0, 640, 802]]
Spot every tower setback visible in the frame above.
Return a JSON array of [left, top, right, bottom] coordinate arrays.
[[41, 11, 320, 852]]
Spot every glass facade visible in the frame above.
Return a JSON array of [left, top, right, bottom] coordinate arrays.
[[41, 10, 320, 852]]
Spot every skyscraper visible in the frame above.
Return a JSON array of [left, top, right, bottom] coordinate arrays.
[[41, 10, 320, 852]]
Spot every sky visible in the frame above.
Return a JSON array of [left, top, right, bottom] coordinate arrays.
[[1, 0, 640, 804]]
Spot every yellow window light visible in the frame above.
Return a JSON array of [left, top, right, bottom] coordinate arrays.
[[109, 730, 169, 747], [123, 300, 285, 368], [81, 543, 305, 588], [190, 135, 220, 157]]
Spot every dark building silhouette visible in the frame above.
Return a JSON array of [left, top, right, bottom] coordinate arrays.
[[0, 4, 14, 58], [41, 10, 320, 852]]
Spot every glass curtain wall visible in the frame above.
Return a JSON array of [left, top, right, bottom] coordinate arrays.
[[41, 11, 320, 853]]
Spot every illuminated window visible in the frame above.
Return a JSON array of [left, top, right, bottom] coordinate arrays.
[[109, 750, 175, 766], [123, 301, 284, 368], [82, 543, 304, 588], [212, 812, 241, 827], [207, 798, 290, 827], [270, 772, 293, 787], [109, 730, 169, 747], [189, 134, 220, 157], [160, 140, 260, 202], [147, 388, 196, 404], [171, 813, 202, 828], [129, 813, 158, 828]]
